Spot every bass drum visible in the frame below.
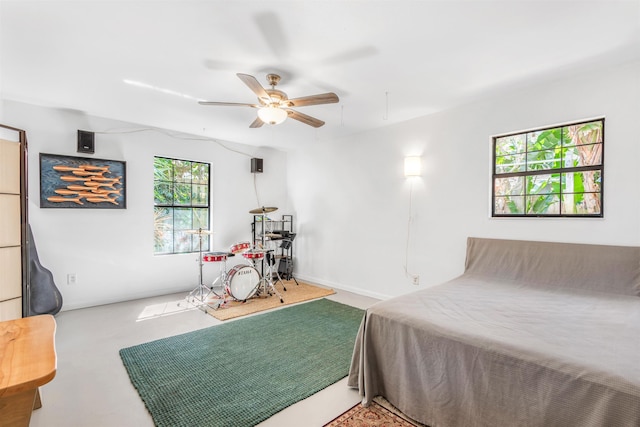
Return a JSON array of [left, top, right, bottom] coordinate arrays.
[[226, 264, 260, 301]]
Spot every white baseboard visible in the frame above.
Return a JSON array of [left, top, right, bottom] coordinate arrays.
[[293, 274, 392, 301]]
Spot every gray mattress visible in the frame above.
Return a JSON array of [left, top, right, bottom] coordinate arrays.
[[348, 237, 640, 427]]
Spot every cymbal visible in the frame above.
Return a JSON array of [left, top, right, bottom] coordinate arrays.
[[249, 206, 278, 214], [184, 229, 213, 235]]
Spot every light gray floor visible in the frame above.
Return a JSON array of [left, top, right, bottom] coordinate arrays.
[[30, 287, 379, 427]]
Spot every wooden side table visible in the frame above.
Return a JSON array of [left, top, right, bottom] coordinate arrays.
[[0, 315, 57, 427]]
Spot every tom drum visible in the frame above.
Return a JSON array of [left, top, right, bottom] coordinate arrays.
[[229, 241, 251, 254], [242, 250, 265, 260], [202, 252, 228, 262]]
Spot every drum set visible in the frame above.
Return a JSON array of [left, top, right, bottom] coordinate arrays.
[[182, 206, 287, 311]]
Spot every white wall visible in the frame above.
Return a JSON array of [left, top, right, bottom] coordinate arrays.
[[3, 59, 638, 309], [3, 100, 290, 310], [288, 59, 640, 300]]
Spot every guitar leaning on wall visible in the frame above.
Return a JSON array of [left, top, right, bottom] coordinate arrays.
[[28, 224, 63, 315]]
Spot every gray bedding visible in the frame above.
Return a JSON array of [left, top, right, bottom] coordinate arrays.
[[348, 237, 640, 427]]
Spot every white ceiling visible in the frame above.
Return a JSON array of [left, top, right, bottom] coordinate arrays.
[[2, 0, 639, 149]]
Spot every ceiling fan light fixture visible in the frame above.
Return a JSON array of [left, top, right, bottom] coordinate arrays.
[[258, 105, 288, 125], [199, 73, 338, 128]]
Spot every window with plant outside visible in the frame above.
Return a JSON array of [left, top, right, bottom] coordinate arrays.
[[154, 156, 210, 254], [493, 119, 603, 217]]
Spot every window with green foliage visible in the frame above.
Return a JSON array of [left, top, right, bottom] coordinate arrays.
[[493, 119, 603, 217], [153, 156, 210, 254]]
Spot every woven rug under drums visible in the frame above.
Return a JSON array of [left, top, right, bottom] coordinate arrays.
[[119, 299, 364, 427], [206, 280, 335, 321]]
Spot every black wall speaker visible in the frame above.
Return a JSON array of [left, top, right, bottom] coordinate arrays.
[[251, 158, 263, 173], [77, 130, 95, 154]]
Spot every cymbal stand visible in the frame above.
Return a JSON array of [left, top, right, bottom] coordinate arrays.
[[252, 210, 283, 303], [256, 250, 284, 303], [182, 228, 220, 311]]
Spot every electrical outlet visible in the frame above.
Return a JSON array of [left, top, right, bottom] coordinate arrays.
[[412, 275, 420, 286], [67, 273, 77, 285]]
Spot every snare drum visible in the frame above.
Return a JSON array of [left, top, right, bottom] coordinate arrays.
[[229, 241, 250, 254], [242, 250, 265, 260], [202, 252, 227, 262], [226, 264, 260, 301]]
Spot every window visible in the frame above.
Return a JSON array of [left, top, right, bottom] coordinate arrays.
[[493, 119, 603, 217], [153, 156, 210, 254]]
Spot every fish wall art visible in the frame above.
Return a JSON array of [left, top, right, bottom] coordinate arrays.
[[40, 153, 126, 209]]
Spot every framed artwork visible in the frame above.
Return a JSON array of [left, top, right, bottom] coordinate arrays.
[[40, 153, 126, 209]]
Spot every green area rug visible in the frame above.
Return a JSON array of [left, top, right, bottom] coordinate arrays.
[[119, 299, 364, 427]]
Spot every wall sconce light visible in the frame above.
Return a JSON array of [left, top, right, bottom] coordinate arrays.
[[404, 156, 422, 177]]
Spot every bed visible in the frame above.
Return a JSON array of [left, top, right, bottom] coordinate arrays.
[[348, 237, 640, 427]]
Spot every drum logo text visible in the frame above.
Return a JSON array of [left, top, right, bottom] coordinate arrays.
[[237, 269, 253, 276]]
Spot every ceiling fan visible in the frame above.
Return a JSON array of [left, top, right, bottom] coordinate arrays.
[[199, 73, 339, 128]]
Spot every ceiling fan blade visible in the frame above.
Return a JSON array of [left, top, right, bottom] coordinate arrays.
[[198, 101, 259, 107], [237, 73, 271, 102], [284, 92, 339, 108], [249, 117, 265, 128], [286, 109, 325, 128]]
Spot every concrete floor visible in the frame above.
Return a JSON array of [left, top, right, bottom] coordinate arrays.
[[30, 287, 379, 427]]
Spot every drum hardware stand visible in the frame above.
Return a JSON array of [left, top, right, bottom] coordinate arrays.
[[256, 250, 284, 303], [249, 206, 284, 303], [267, 250, 287, 291], [208, 253, 235, 309], [179, 228, 221, 312], [250, 207, 277, 278]]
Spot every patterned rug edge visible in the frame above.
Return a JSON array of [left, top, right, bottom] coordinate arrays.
[[323, 399, 422, 427]]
